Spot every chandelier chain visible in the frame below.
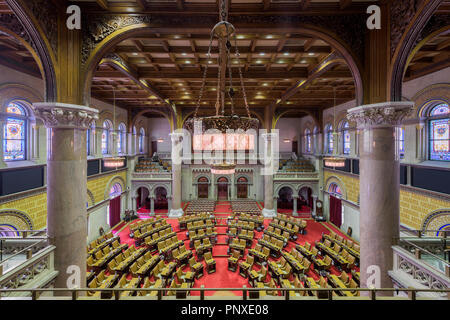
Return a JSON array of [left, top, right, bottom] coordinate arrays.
[[234, 36, 251, 118]]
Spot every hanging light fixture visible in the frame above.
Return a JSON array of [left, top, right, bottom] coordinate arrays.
[[324, 86, 346, 168], [183, 0, 259, 175], [104, 85, 125, 168]]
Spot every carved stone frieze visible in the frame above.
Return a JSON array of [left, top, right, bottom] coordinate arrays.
[[347, 102, 414, 128], [390, 0, 420, 57], [25, 0, 58, 57], [0, 14, 35, 52], [32, 103, 99, 129], [82, 15, 153, 64]]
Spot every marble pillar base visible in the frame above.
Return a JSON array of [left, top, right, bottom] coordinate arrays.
[[169, 208, 184, 217], [262, 208, 276, 217], [292, 212, 298, 217]]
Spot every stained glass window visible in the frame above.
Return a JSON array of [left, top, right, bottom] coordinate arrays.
[[117, 123, 126, 154], [325, 124, 333, 154], [429, 104, 449, 161], [396, 127, 405, 159], [328, 183, 342, 196], [4, 102, 27, 161], [139, 128, 145, 153], [342, 121, 350, 155], [110, 183, 122, 198], [305, 129, 311, 153], [430, 104, 449, 116], [102, 121, 111, 154]]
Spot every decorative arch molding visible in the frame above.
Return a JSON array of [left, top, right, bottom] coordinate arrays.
[[195, 175, 211, 184], [81, 14, 364, 107], [411, 83, 450, 118], [0, 209, 34, 230], [390, 0, 443, 101], [104, 176, 126, 200], [274, 184, 296, 196], [235, 173, 252, 185], [87, 189, 95, 207], [421, 209, 450, 234], [4, 0, 57, 102], [0, 83, 44, 111], [131, 109, 173, 132], [132, 184, 151, 197], [215, 176, 230, 184], [152, 184, 170, 198], [324, 176, 348, 200]]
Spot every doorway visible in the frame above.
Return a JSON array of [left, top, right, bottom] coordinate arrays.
[[217, 177, 228, 200]]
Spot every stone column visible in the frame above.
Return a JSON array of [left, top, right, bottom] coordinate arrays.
[[150, 197, 155, 215], [292, 196, 298, 216], [167, 195, 172, 212], [311, 195, 318, 216], [261, 133, 277, 217], [273, 196, 278, 215], [347, 102, 413, 293], [32, 102, 98, 291], [132, 196, 137, 213], [0, 113, 8, 168], [95, 126, 103, 157], [169, 132, 183, 217]]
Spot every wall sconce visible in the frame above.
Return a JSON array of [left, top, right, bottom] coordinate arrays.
[[283, 139, 291, 143], [157, 138, 164, 143]]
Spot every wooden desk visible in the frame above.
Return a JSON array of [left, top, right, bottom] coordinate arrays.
[[327, 274, 354, 297]]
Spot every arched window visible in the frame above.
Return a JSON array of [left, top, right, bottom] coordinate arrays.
[[305, 129, 311, 153], [313, 126, 319, 153], [396, 127, 405, 159], [117, 123, 126, 154], [109, 183, 122, 199], [102, 120, 112, 154], [341, 121, 350, 155], [328, 183, 342, 197], [428, 103, 449, 161], [4, 102, 28, 161], [139, 128, 145, 153], [325, 124, 333, 154], [87, 121, 95, 156]]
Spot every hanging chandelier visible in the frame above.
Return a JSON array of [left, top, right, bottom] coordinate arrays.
[[324, 86, 346, 168], [183, 0, 259, 135], [104, 86, 125, 168]]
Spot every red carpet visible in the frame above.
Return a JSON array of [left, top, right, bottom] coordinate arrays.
[[110, 208, 358, 295]]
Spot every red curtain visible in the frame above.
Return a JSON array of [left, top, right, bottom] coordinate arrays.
[[109, 196, 121, 227], [329, 195, 342, 227]]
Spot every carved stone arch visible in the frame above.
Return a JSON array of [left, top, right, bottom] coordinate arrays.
[[325, 176, 348, 200], [0, 209, 34, 230], [390, 0, 443, 101], [274, 184, 296, 196], [98, 110, 114, 124], [87, 189, 95, 207], [4, 0, 57, 102], [411, 83, 450, 118], [152, 184, 170, 198], [421, 209, 450, 235], [104, 176, 126, 200], [215, 176, 230, 183], [297, 183, 317, 195], [131, 109, 173, 132], [235, 173, 252, 185], [132, 184, 151, 198], [196, 175, 210, 183]]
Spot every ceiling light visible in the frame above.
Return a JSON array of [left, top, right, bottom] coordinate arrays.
[[266, 35, 273, 39], [185, 60, 191, 64], [208, 60, 213, 64], [132, 53, 138, 56], [283, 139, 291, 143], [308, 52, 315, 56], [256, 60, 263, 64], [259, 52, 265, 56], [263, 83, 268, 86], [182, 53, 187, 56], [283, 52, 289, 56], [237, 34, 245, 39], [301, 60, 307, 63]]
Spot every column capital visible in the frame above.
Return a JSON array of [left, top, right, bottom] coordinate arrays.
[[347, 102, 414, 128], [261, 132, 278, 141], [169, 132, 184, 142], [32, 103, 99, 129]]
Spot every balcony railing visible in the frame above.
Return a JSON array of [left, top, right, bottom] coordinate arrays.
[[274, 171, 319, 180], [131, 172, 172, 180], [0, 286, 448, 300]]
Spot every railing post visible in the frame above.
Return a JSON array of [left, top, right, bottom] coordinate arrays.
[[242, 285, 247, 300], [370, 289, 376, 300], [114, 290, 120, 300], [31, 290, 39, 300], [72, 290, 78, 300], [418, 230, 422, 238], [408, 288, 416, 300], [200, 285, 205, 300], [26, 249, 33, 259], [414, 248, 421, 259], [0, 265, 3, 276], [328, 290, 333, 300], [158, 288, 162, 300], [446, 265, 449, 278], [23, 231, 27, 238], [285, 289, 289, 300]]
